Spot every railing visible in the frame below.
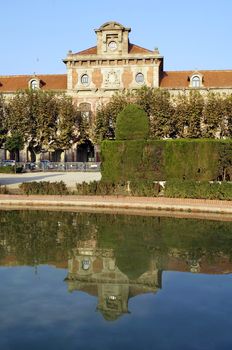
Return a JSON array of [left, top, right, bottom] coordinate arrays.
[[1, 161, 101, 172]]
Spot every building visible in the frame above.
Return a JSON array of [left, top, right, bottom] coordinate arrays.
[[1, 21, 232, 161], [65, 237, 161, 321]]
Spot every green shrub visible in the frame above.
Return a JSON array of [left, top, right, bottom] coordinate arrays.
[[164, 180, 232, 200], [0, 185, 9, 194], [76, 180, 160, 197], [0, 165, 23, 174], [0, 166, 14, 174], [130, 180, 160, 196], [19, 181, 69, 195], [115, 104, 149, 140]]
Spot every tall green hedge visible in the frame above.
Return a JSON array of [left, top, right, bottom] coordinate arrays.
[[101, 139, 232, 181], [115, 104, 149, 140]]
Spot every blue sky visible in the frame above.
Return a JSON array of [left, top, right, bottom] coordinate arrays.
[[1, 0, 232, 75]]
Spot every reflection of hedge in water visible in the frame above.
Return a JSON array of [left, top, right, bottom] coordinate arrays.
[[0, 211, 232, 275], [95, 214, 232, 278]]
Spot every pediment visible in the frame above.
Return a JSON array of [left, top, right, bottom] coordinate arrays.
[[97, 21, 131, 32]]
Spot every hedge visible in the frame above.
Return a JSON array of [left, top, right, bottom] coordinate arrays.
[[19, 181, 69, 195], [101, 139, 232, 182], [0, 165, 23, 173], [115, 104, 149, 140], [76, 179, 232, 200], [76, 180, 160, 197], [0, 185, 9, 194], [164, 180, 232, 200]]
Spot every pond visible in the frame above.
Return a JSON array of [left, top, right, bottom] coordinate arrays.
[[0, 210, 232, 350]]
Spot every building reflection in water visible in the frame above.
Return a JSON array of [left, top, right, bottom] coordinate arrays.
[[65, 237, 161, 321], [1, 210, 232, 321]]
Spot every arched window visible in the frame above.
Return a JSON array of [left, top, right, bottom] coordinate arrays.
[[191, 75, 201, 88], [81, 74, 89, 86], [30, 79, 39, 90], [79, 102, 92, 123], [135, 72, 144, 84]]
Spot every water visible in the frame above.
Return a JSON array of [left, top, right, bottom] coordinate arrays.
[[0, 210, 232, 350]]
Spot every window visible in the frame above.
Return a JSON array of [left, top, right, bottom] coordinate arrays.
[[192, 75, 200, 88], [135, 72, 144, 84], [79, 103, 91, 123], [82, 259, 91, 270], [81, 74, 89, 86], [30, 80, 39, 90]]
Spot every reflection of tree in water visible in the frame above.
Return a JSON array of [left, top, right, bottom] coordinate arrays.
[[0, 209, 232, 269], [1, 210, 232, 321]]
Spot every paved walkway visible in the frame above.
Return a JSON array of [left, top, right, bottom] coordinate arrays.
[[0, 194, 231, 218], [0, 171, 101, 189], [0, 172, 232, 218]]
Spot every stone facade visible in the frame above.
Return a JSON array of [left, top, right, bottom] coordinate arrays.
[[1, 21, 232, 104], [1, 21, 232, 162], [63, 21, 162, 115]]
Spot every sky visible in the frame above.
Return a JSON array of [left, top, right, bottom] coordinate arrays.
[[1, 0, 232, 75]]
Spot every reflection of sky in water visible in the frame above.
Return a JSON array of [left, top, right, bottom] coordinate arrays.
[[0, 266, 232, 350]]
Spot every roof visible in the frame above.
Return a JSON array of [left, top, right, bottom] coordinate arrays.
[[74, 43, 153, 56], [128, 43, 153, 54], [160, 70, 232, 88], [75, 46, 97, 55], [0, 74, 67, 92]]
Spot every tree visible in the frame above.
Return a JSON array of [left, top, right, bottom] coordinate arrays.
[[203, 93, 226, 138], [115, 104, 149, 140], [182, 91, 204, 138], [5, 132, 24, 161], [94, 92, 132, 141], [6, 90, 80, 161], [148, 89, 174, 138], [225, 94, 232, 137], [0, 94, 8, 147], [218, 143, 232, 181], [173, 94, 190, 138]]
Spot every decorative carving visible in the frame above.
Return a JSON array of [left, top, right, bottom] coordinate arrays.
[[104, 70, 120, 88]]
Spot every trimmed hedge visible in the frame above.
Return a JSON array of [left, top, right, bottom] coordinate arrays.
[[75, 179, 232, 200], [115, 104, 149, 140], [76, 180, 160, 197], [0, 166, 23, 173], [164, 180, 232, 200], [19, 181, 69, 195], [0, 185, 9, 194], [101, 139, 232, 182]]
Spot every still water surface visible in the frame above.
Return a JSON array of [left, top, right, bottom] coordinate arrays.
[[0, 210, 232, 350]]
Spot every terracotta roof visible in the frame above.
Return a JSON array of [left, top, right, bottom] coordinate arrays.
[[128, 43, 153, 54], [74, 43, 153, 56], [75, 46, 97, 55], [160, 70, 232, 88], [0, 74, 67, 92]]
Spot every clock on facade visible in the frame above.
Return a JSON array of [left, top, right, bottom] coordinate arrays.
[[108, 41, 117, 51]]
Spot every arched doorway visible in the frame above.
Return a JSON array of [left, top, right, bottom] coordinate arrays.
[[76, 140, 95, 162]]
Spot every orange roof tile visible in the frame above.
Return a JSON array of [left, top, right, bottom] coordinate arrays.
[[75, 46, 97, 55], [160, 70, 232, 88], [128, 43, 153, 54], [0, 74, 67, 92]]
